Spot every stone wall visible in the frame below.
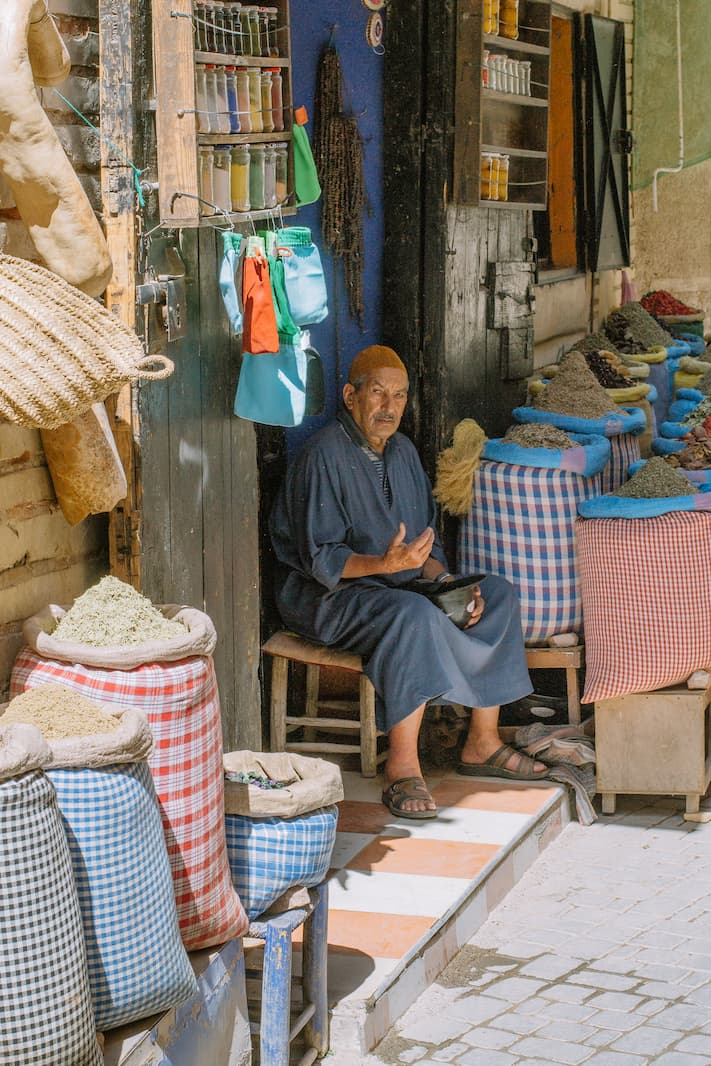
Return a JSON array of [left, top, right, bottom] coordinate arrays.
[[0, 0, 108, 699]]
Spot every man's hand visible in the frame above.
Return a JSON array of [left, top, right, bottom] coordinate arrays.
[[464, 585, 485, 628], [382, 523, 435, 574]]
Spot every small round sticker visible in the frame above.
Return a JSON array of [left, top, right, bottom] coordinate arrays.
[[365, 11, 384, 49]]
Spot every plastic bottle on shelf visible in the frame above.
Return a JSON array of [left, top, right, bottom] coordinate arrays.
[[224, 66, 240, 132], [260, 70, 274, 133], [236, 67, 252, 133], [198, 145, 215, 214], [195, 65, 212, 133], [214, 66, 233, 134], [230, 145, 251, 211], [270, 67, 284, 131], [194, 1, 205, 50], [213, 146, 233, 212], [482, 49, 489, 87], [267, 8, 279, 57], [221, 2, 235, 55], [202, 1, 216, 52], [519, 60, 531, 96], [480, 153, 492, 199], [230, 3, 245, 55], [249, 144, 266, 210], [247, 67, 263, 133], [274, 143, 288, 203], [247, 7, 262, 57]]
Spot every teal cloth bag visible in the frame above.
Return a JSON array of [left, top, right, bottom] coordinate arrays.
[[275, 227, 328, 327], [234, 331, 324, 427], [219, 232, 244, 334]]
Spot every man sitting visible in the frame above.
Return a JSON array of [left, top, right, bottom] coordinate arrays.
[[269, 345, 544, 818]]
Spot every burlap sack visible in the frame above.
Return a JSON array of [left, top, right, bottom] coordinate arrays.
[[0, 719, 51, 780], [223, 750, 344, 817], [41, 403, 128, 526], [22, 604, 217, 669]]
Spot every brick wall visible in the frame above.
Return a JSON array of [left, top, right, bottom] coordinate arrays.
[[0, 0, 107, 699]]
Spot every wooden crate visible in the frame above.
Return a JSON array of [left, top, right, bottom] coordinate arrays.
[[595, 682, 711, 818]]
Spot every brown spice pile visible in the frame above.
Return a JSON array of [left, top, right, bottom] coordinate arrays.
[[606, 303, 674, 350], [613, 456, 697, 499], [698, 368, 711, 395], [568, 332, 623, 358], [503, 424, 575, 450], [52, 575, 186, 646], [533, 351, 617, 419], [2, 684, 118, 738]]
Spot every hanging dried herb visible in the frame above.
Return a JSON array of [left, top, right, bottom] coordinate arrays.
[[313, 45, 366, 326]]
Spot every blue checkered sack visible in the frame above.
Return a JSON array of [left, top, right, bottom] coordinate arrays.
[[457, 457, 604, 642], [49, 761, 197, 1030], [0, 769, 102, 1065], [225, 805, 338, 920]]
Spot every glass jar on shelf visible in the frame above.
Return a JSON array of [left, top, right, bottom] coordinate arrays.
[[249, 144, 266, 210], [213, 65, 232, 134], [235, 67, 252, 132], [263, 145, 277, 208], [266, 8, 279, 56], [497, 154, 510, 201], [212, 1, 227, 53], [270, 67, 284, 131], [202, 1, 216, 52], [247, 7, 262, 56], [499, 0, 519, 39], [239, 6, 252, 55], [204, 65, 219, 134], [224, 66, 240, 132], [260, 70, 274, 133], [247, 67, 263, 133], [230, 145, 251, 211], [198, 145, 215, 215], [258, 8, 270, 56], [483, 0, 499, 35], [213, 145, 233, 213], [194, 1, 206, 50], [274, 142, 288, 203], [195, 64, 212, 133]]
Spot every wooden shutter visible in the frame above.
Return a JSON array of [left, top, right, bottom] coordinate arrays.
[[583, 14, 631, 271]]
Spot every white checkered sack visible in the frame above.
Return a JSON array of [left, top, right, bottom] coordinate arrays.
[[457, 460, 603, 642], [577, 512, 711, 703], [10, 650, 248, 950], [0, 770, 102, 1065], [49, 761, 198, 1030]]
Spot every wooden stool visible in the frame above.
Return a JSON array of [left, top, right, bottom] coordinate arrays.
[[525, 639, 585, 726], [262, 631, 387, 778], [246, 882, 329, 1066]]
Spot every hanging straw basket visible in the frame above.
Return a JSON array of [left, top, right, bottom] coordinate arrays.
[[0, 254, 173, 429]]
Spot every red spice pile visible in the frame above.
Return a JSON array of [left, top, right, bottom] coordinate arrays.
[[641, 290, 701, 316]]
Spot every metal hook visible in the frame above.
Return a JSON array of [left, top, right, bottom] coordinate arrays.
[[170, 191, 235, 230]]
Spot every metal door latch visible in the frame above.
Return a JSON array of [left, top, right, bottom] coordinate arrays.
[[136, 244, 187, 342]]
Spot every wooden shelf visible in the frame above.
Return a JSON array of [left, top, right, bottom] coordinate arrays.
[[483, 199, 547, 211], [483, 33, 549, 56], [198, 132, 292, 145], [482, 88, 548, 108], [482, 144, 547, 159], [194, 51, 290, 68]]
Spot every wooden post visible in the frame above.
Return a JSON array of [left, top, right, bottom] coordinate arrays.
[[359, 674, 377, 778], [99, 0, 140, 588], [269, 656, 289, 752]]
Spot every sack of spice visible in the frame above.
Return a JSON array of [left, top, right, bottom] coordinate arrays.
[[457, 429, 610, 642], [11, 576, 248, 952], [223, 750, 342, 920], [577, 475, 711, 702], [516, 351, 646, 492], [0, 719, 103, 1066], [0, 685, 197, 1030]]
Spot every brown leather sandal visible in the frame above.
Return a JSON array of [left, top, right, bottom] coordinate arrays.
[[457, 743, 548, 781], [381, 776, 438, 820]]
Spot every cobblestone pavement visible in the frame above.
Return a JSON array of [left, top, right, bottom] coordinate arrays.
[[360, 794, 711, 1066]]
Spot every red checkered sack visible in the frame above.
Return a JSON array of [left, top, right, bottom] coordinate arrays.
[[10, 649, 248, 950], [577, 512, 711, 703]]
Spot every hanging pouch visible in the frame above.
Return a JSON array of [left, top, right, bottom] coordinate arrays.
[[234, 331, 324, 427], [277, 231, 329, 326], [242, 248, 279, 355], [219, 232, 244, 334], [267, 253, 299, 337], [292, 106, 321, 206]]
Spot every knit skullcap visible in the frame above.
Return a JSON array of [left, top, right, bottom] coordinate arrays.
[[347, 345, 408, 383]]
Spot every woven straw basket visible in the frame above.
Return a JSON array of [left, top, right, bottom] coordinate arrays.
[[0, 254, 173, 429]]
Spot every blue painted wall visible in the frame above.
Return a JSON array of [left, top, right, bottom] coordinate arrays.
[[286, 0, 384, 454]]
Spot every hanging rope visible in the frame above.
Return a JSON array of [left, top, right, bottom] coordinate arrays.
[[313, 45, 365, 327]]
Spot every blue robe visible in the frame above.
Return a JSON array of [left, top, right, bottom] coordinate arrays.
[[269, 413, 532, 731]]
